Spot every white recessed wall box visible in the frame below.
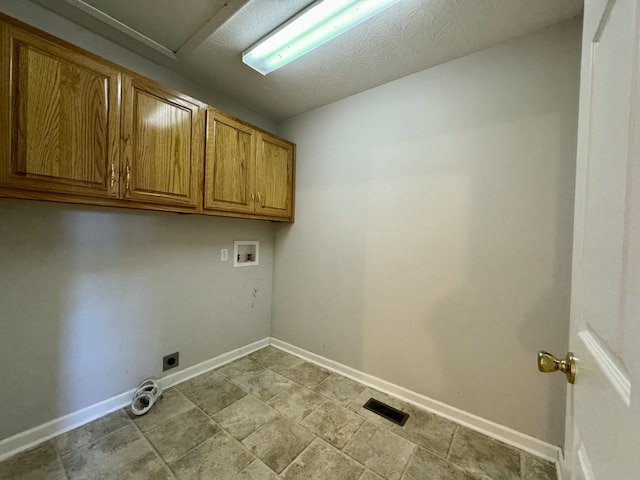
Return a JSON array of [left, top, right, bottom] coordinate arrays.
[[234, 241, 259, 267]]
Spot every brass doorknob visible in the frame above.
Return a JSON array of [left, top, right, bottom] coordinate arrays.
[[537, 351, 576, 384]]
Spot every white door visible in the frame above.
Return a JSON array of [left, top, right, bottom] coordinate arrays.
[[564, 0, 640, 478]]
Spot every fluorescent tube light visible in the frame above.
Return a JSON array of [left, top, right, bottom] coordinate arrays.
[[242, 0, 402, 75]]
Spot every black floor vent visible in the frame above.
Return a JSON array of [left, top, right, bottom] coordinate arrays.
[[363, 398, 409, 426]]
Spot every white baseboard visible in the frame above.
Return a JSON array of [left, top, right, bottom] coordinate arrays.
[[158, 338, 269, 391], [0, 388, 136, 463], [0, 336, 561, 467], [0, 338, 269, 462], [270, 337, 562, 464], [556, 449, 566, 480]]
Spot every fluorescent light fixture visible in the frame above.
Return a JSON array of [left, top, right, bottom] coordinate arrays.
[[242, 0, 402, 75]]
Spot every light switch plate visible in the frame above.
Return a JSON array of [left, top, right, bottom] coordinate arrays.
[[221, 249, 228, 261]]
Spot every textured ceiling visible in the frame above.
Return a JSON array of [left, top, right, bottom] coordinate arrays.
[[34, 0, 583, 122]]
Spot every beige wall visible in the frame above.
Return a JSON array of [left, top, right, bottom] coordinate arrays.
[[0, 1, 276, 441], [273, 19, 581, 446], [0, 200, 274, 440]]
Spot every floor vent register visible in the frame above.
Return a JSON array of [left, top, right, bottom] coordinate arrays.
[[363, 398, 409, 426]]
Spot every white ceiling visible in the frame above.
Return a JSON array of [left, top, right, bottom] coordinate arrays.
[[82, 0, 233, 51], [33, 0, 583, 122]]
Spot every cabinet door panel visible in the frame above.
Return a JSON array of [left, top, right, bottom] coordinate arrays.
[[256, 132, 294, 220], [133, 91, 191, 196], [122, 76, 201, 207], [1, 25, 120, 197], [204, 112, 254, 213]]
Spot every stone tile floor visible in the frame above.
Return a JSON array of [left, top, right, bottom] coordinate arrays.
[[0, 346, 557, 480]]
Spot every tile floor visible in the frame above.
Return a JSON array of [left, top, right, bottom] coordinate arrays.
[[0, 347, 558, 480]]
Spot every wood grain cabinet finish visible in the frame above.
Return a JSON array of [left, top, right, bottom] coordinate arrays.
[[255, 131, 294, 220], [0, 21, 121, 198], [121, 75, 203, 208], [0, 14, 294, 221], [204, 112, 255, 214], [205, 110, 295, 221]]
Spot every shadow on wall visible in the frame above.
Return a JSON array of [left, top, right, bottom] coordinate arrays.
[[0, 199, 275, 442], [273, 18, 580, 447], [272, 183, 370, 367], [422, 106, 576, 444], [418, 31, 578, 444], [0, 200, 68, 440], [0, 200, 172, 440]]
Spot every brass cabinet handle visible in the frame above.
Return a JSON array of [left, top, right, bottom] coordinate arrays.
[[250, 193, 255, 206], [125, 165, 131, 192], [537, 351, 576, 384], [257, 192, 262, 207], [110, 163, 115, 188]]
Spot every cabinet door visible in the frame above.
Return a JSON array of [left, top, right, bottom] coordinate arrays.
[[204, 112, 255, 214], [121, 75, 202, 208], [0, 23, 120, 198], [255, 132, 294, 220]]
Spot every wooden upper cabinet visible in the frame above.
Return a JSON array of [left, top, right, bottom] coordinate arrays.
[[0, 22, 121, 198], [121, 75, 203, 208], [0, 15, 293, 221], [204, 109, 295, 221], [255, 131, 294, 220], [204, 111, 254, 214]]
